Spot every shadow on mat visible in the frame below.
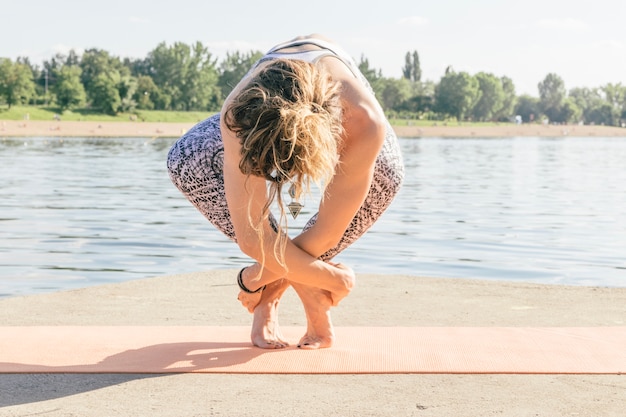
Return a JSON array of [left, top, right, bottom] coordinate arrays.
[[0, 341, 269, 407]]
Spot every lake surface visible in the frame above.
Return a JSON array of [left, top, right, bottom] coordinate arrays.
[[0, 135, 624, 297]]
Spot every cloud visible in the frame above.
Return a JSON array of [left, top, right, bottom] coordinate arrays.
[[536, 18, 589, 31], [397, 16, 429, 27], [128, 16, 149, 24], [592, 39, 625, 50]]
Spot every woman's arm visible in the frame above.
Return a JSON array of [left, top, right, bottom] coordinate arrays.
[[220, 116, 354, 297], [219, 49, 383, 296], [290, 57, 387, 258]]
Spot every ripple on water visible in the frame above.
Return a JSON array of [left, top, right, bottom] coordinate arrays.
[[0, 136, 624, 297]]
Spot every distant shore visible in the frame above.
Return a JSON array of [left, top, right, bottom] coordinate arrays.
[[1, 119, 626, 138]]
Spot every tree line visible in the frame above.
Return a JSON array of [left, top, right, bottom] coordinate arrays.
[[1, 41, 625, 127]]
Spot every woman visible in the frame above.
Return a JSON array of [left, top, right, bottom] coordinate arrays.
[[167, 34, 404, 349]]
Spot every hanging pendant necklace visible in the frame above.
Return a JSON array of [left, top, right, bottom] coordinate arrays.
[[287, 184, 304, 219]]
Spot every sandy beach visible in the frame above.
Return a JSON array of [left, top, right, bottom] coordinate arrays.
[[1, 270, 625, 416], [1, 119, 626, 138]]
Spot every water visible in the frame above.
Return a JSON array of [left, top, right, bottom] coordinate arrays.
[[0, 136, 624, 298]]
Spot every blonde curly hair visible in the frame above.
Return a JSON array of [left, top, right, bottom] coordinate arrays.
[[224, 58, 343, 263]]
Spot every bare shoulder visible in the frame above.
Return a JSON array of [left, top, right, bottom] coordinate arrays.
[[319, 58, 386, 146]]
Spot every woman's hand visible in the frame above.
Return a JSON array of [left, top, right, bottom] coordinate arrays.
[[325, 261, 355, 306]]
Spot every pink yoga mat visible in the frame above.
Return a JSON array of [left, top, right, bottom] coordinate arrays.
[[1, 326, 624, 374]]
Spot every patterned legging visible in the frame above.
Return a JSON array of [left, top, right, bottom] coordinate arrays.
[[167, 113, 404, 261]]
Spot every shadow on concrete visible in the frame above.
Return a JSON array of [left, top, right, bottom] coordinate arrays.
[[0, 373, 161, 407]]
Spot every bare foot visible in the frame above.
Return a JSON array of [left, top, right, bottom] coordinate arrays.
[[250, 279, 291, 349], [237, 289, 262, 313], [291, 283, 335, 349]]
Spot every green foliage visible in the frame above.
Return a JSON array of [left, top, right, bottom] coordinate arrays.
[[218, 50, 263, 99], [15, 57, 44, 105], [495, 76, 516, 121], [1, 42, 625, 127], [146, 41, 220, 111], [379, 78, 413, 110], [586, 103, 615, 125], [52, 65, 86, 111], [78, 49, 134, 114], [0, 58, 36, 108], [90, 72, 122, 114], [467, 74, 518, 122], [514, 95, 540, 123], [434, 70, 481, 121], [600, 83, 626, 125], [357, 55, 384, 97], [402, 51, 421, 83], [559, 98, 581, 123], [133, 75, 158, 110], [80, 49, 129, 91], [538, 73, 566, 122], [472, 72, 504, 121]]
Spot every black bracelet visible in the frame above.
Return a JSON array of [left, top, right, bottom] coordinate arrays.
[[237, 267, 266, 294]]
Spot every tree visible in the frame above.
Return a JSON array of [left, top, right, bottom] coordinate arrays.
[[146, 41, 220, 111], [601, 83, 626, 126], [397, 94, 433, 115], [218, 50, 263, 99], [180, 42, 220, 111], [117, 75, 137, 113], [434, 70, 481, 121], [402, 50, 421, 83], [396, 80, 435, 115], [558, 98, 581, 124], [494, 76, 516, 121], [471, 72, 504, 121], [41, 53, 69, 104], [80, 49, 128, 92], [16, 57, 42, 104], [357, 55, 384, 97], [124, 56, 151, 78], [79, 48, 137, 113], [514, 95, 540, 123], [379, 77, 412, 111], [538, 73, 566, 122], [132, 75, 160, 110], [0, 58, 36, 108], [90, 72, 122, 115], [53, 65, 86, 111], [586, 103, 615, 125], [569, 87, 604, 124]]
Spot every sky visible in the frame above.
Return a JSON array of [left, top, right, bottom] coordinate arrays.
[[1, 0, 625, 96]]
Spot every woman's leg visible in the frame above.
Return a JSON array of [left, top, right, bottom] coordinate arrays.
[[167, 114, 291, 348], [294, 126, 405, 348], [167, 114, 236, 240]]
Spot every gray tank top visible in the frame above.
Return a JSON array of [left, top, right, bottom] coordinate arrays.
[[256, 38, 360, 78]]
